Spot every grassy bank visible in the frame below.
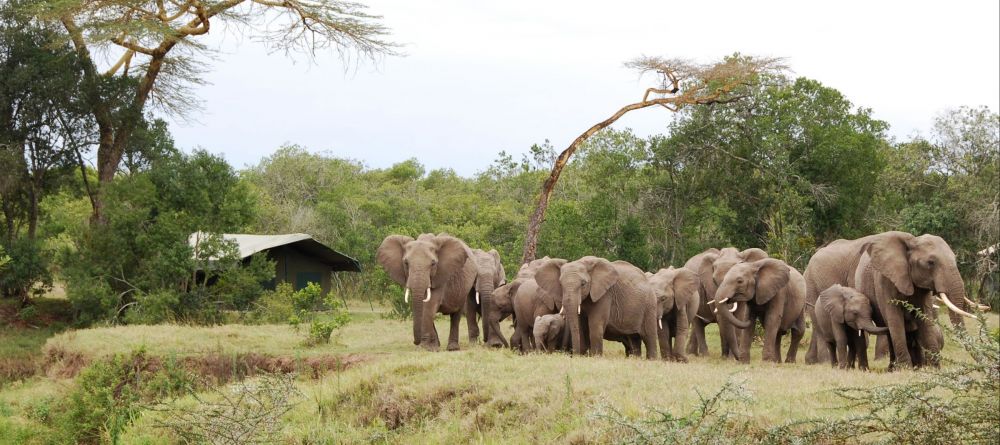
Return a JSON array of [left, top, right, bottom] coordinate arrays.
[[1, 305, 997, 444]]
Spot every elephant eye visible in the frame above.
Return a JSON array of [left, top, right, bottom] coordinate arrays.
[[927, 259, 935, 267], [431, 260, 438, 267]]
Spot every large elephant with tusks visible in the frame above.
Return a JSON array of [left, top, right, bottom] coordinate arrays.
[[377, 233, 476, 351]]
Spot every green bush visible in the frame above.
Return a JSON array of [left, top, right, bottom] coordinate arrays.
[[55, 349, 194, 445], [252, 283, 296, 324], [0, 239, 51, 303]]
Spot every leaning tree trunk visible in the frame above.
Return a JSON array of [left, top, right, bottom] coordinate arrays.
[[520, 98, 691, 264]]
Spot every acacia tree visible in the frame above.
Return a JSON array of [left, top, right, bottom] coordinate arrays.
[[29, 0, 396, 220], [521, 55, 785, 263]]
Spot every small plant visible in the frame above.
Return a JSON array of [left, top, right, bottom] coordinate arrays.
[[798, 317, 1000, 444], [153, 373, 301, 445], [592, 378, 758, 445]]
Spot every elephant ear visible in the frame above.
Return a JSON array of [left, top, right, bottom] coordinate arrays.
[[534, 259, 566, 304], [538, 280, 561, 311], [867, 232, 915, 296], [672, 267, 699, 308], [431, 235, 469, 289], [489, 249, 506, 286], [376, 235, 413, 286], [752, 259, 790, 305], [740, 248, 769, 262], [589, 259, 619, 302], [697, 253, 720, 296], [820, 286, 847, 325]]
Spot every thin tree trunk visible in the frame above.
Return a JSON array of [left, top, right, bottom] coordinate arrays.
[[521, 98, 679, 264]]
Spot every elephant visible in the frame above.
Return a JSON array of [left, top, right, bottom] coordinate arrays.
[[803, 231, 978, 368], [532, 313, 570, 352], [814, 284, 889, 370], [465, 248, 507, 348], [713, 258, 806, 363], [646, 267, 699, 362], [684, 247, 770, 358], [377, 233, 476, 351], [489, 257, 561, 351], [510, 278, 563, 352], [535, 257, 659, 359]]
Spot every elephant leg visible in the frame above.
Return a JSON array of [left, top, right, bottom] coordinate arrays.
[[510, 330, 520, 351], [587, 317, 605, 356], [832, 327, 850, 369], [761, 310, 782, 363], [773, 331, 784, 362], [884, 305, 913, 368], [658, 318, 672, 361], [846, 337, 858, 369], [874, 334, 890, 360], [686, 318, 703, 355], [420, 301, 442, 351], [465, 294, 480, 343], [785, 316, 805, 363], [907, 332, 924, 368], [447, 312, 462, 351], [825, 340, 837, 368], [916, 319, 941, 368], [674, 321, 690, 362], [854, 334, 870, 371], [642, 314, 658, 360]]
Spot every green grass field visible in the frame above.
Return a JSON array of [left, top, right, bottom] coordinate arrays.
[[1, 301, 996, 444]]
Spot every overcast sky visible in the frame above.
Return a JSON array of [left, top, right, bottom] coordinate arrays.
[[166, 0, 1000, 176]]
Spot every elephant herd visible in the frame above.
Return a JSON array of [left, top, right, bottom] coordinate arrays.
[[377, 231, 989, 370]]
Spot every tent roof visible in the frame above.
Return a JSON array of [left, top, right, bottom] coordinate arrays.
[[189, 232, 361, 272]]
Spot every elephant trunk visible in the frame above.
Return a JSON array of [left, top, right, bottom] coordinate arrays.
[[859, 318, 889, 335], [717, 301, 752, 329], [565, 301, 583, 355], [477, 275, 503, 347], [406, 272, 432, 346], [940, 267, 974, 326]]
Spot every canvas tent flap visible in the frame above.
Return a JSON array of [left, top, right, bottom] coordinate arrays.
[[189, 232, 361, 272]]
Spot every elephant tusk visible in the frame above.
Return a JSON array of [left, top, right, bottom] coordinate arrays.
[[713, 308, 718, 313], [559, 306, 564, 315], [476, 291, 480, 305], [729, 302, 738, 313], [404, 288, 410, 303], [963, 296, 991, 312], [577, 306, 581, 315], [858, 329, 862, 338], [932, 303, 940, 309], [423, 287, 432, 303], [937, 293, 976, 319], [658, 319, 663, 329], [717, 297, 729, 304]]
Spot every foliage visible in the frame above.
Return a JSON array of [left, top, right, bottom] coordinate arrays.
[[0, 238, 51, 303], [57, 150, 270, 325], [57, 349, 193, 445], [799, 319, 1000, 444], [152, 373, 301, 445], [593, 379, 760, 445]]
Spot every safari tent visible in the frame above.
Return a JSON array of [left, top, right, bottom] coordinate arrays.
[[188, 232, 361, 294]]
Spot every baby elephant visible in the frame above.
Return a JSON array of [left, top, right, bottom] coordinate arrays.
[[533, 314, 569, 353], [815, 285, 889, 370]]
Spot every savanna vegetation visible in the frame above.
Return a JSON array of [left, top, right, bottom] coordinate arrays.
[[1, 0, 998, 443]]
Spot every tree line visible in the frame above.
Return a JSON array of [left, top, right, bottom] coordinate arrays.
[[1, 1, 997, 325]]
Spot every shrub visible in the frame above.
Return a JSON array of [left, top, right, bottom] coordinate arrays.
[[251, 283, 296, 324], [799, 318, 1000, 444], [592, 378, 761, 445], [0, 239, 51, 303], [153, 372, 301, 445], [55, 349, 195, 445]]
